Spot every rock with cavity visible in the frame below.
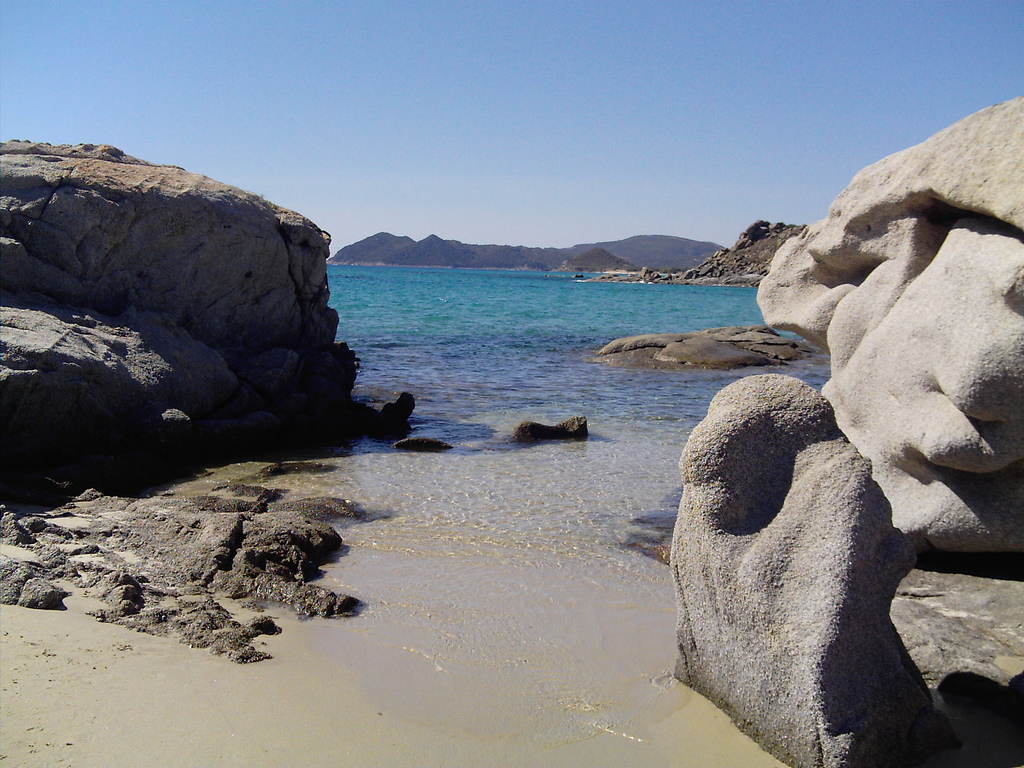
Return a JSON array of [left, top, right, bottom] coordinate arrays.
[[672, 374, 956, 768], [758, 97, 1024, 552]]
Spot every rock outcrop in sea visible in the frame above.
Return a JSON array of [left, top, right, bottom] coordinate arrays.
[[0, 142, 410, 495], [681, 220, 805, 285], [759, 97, 1024, 553], [586, 221, 804, 286], [673, 98, 1024, 766], [597, 325, 819, 369]]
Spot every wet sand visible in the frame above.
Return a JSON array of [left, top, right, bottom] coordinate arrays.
[[1, 588, 783, 768], [4, 577, 1022, 767]]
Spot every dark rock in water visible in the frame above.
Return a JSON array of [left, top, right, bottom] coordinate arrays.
[[672, 374, 956, 767], [376, 392, 416, 436], [268, 496, 368, 521], [512, 416, 588, 442], [393, 437, 454, 452], [676, 220, 806, 286], [654, 336, 772, 368]]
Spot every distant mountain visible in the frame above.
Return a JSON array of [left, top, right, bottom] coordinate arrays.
[[559, 235, 721, 270], [557, 247, 638, 273], [328, 233, 722, 271]]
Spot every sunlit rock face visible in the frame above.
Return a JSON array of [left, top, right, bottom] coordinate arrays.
[[758, 97, 1024, 552], [671, 375, 956, 768], [0, 142, 368, 470]]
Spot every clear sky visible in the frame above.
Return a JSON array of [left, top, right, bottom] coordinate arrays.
[[2, 1, 1021, 251]]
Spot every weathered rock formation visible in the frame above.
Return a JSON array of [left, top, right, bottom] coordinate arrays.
[[1, 142, 409, 488], [672, 375, 956, 768], [0, 485, 363, 662], [597, 325, 819, 369], [758, 97, 1024, 552]]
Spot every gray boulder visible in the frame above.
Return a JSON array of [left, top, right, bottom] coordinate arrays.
[[597, 324, 818, 369], [892, 566, 1024, 689], [757, 98, 1024, 551], [0, 142, 334, 350], [0, 558, 69, 610], [672, 374, 956, 768], [0, 141, 393, 474]]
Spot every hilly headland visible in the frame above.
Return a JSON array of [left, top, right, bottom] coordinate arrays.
[[328, 232, 722, 271]]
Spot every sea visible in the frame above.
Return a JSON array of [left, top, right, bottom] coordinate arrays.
[[172, 265, 832, 766]]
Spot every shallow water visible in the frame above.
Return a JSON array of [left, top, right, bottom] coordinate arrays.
[[168, 268, 835, 764]]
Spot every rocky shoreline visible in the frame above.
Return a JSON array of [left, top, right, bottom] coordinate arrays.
[[1, 479, 371, 663], [4, 100, 1023, 768], [586, 221, 806, 287]]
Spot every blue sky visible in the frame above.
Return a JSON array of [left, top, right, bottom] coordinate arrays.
[[2, 1, 1021, 250]]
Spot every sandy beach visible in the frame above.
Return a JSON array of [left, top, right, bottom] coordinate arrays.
[[3, 566, 1022, 768], [2, 585, 783, 768]]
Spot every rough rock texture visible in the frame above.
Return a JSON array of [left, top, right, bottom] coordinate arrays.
[[597, 325, 819, 370], [892, 565, 1024, 691], [1, 141, 408, 477], [512, 416, 588, 442], [757, 98, 1024, 552], [672, 375, 956, 768], [0, 489, 361, 662]]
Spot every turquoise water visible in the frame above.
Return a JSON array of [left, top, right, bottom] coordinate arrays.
[[328, 265, 824, 442]]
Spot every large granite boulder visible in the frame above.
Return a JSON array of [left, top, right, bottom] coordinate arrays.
[[672, 374, 956, 768], [758, 98, 1024, 552], [1, 142, 401, 475]]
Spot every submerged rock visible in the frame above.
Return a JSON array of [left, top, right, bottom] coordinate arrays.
[[393, 437, 454, 452], [758, 97, 1024, 552], [672, 375, 956, 768], [512, 416, 588, 442], [597, 324, 818, 370]]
